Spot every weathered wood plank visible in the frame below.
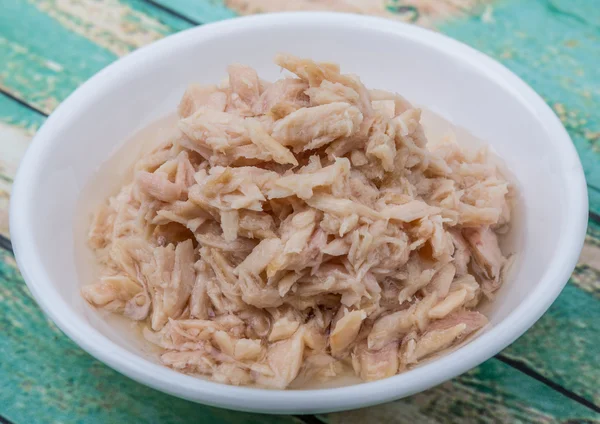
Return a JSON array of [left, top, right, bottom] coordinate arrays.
[[0, 248, 300, 424], [1, 0, 113, 113], [150, 0, 236, 23], [0, 94, 44, 238], [0, 0, 191, 228], [495, 218, 600, 406], [321, 358, 600, 423], [36, 0, 191, 55], [0, 0, 192, 114], [440, 0, 600, 192], [0, 93, 45, 130], [0, 123, 29, 239], [502, 279, 600, 406], [0, 0, 599, 419], [221, 0, 490, 28], [575, 219, 600, 298]]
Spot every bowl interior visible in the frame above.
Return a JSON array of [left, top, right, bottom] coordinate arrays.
[[12, 14, 585, 412]]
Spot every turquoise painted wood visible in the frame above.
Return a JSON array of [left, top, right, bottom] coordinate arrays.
[[1, 0, 599, 422], [440, 0, 600, 192], [0, 0, 192, 113], [323, 359, 600, 423], [502, 275, 600, 405], [0, 94, 45, 131], [0, 94, 45, 238], [152, 0, 237, 22], [0, 255, 300, 424]]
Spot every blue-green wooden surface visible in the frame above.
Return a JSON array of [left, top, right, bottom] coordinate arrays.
[[0, 0, 598, 422]]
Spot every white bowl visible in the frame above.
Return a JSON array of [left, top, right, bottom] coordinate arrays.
[[10, 12, 588, 414]]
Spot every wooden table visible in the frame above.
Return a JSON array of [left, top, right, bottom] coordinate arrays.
[[1, 1, 598, 422]]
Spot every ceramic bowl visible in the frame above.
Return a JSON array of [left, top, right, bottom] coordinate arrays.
[[10, 12, 588, 414]]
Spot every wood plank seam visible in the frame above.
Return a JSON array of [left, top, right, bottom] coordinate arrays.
[[293, 415, 324, 424], [143, 0, 202, 25], [496, 354, 600, 413], [588, 185, 600, 221], [0, 416, 14, 424], [0, 235, 12, 254], [544, 0, 597, 29], [0, 89, 48, 119], [589, 210, 600, 225]]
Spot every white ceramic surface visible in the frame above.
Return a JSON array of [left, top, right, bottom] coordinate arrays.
[[10, 12, 588, 414]]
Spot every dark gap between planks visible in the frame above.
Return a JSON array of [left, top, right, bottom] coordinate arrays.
[[496, 354, 600, 413], [589, 210, 600, 224], [588, 186, 600, 222], [0, 89, 48, 118], [143, 0, 202, 25], [0, 414, 15, 424], [2, 3, 600, 413], [0, 235, 13, 254], [294, 415, 324, 424]]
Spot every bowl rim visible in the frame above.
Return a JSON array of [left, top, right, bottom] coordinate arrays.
[[9, 12, 588, 414]]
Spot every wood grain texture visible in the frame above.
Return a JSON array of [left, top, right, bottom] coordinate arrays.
[[222, 0, 491, 28], [502, 277, 600, 405], [0, 94, 45, 238], [0, 248, 301, 424], [440, 0, 600, 192], [1, 0, 115, 113], [0, 247, 597, 423], [0, 0, 599, 421], [151, 0, 236, 23], [322, 359, 600, 423], [0, 0, 192, 114], [575, 219, 600, 298], [35, 0, 191, 55], [497, 220, 600, 405]]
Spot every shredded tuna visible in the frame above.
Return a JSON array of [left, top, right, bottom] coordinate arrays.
[[82, 54, 513, 389]]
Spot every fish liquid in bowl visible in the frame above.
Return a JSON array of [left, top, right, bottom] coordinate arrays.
[[78, 54, 516, 389]]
